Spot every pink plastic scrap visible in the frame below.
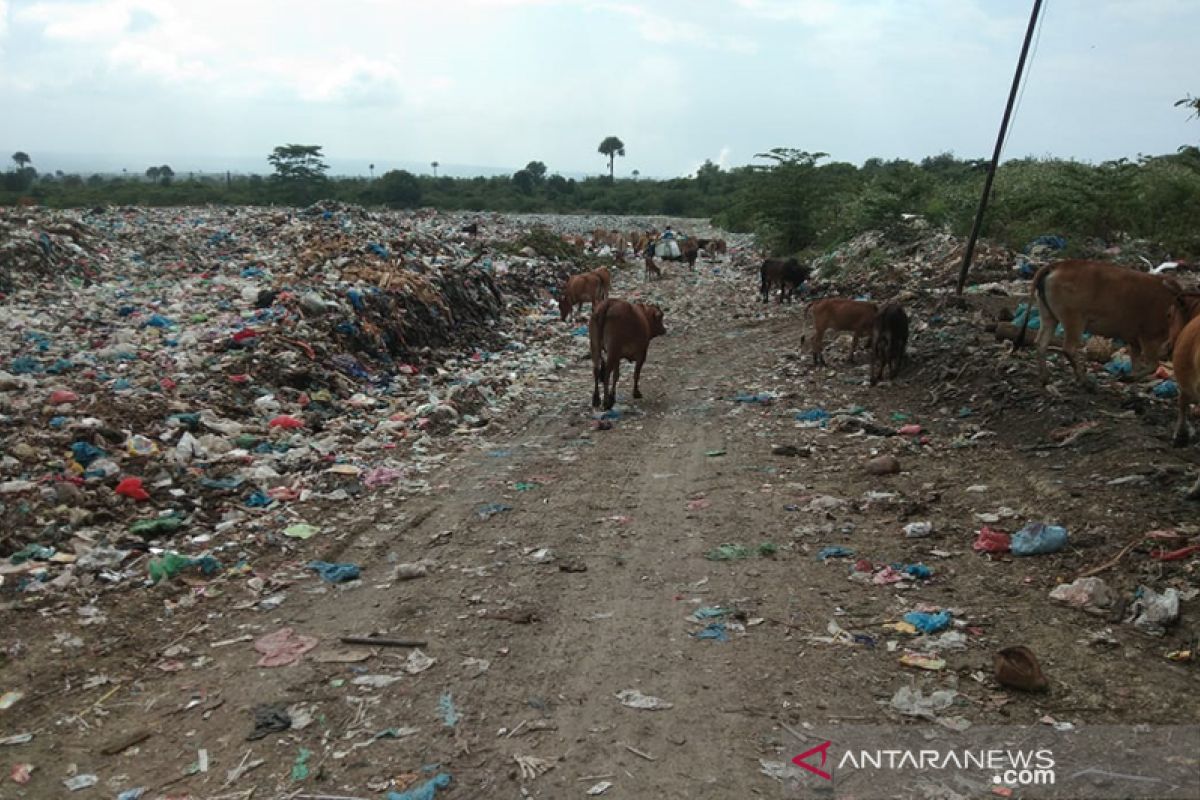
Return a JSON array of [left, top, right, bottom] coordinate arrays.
[[254, 627, 319, 667]]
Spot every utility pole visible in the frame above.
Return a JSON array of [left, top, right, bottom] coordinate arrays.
[[956, 0, 1044, 295]]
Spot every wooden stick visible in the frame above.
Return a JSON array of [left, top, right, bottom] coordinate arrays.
[[100, 728, 151, 755], [339, 636, 427, 648], [1076, 537, 1143, 579], [623, 743, 657, 762]]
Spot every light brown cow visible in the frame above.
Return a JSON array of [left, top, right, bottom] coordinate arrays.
[[590, 299, 667, 410], [803, 299, 878, 366], [558, 273, 605, 322], [1014, 260, 1181, 390]]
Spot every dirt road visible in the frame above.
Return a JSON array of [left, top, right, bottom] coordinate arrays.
[[4, 260, 1198, 799]]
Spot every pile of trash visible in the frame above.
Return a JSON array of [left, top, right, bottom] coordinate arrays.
[[2, 205, 724, 589]]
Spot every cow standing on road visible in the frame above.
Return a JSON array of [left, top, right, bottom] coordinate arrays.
[[590, 299, 667, 410]]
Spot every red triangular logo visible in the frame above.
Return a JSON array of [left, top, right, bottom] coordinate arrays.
[[792, 740, 833, 781]]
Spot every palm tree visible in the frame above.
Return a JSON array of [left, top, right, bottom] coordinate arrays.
[[431, 161, 439, 178], [597, 136, 625, 180], [369, 163, 375, 180], [158, 165, 175, 185], [145, 166, 161, 183], [12, 152, 31, 169], [632, 169, 640, 181]]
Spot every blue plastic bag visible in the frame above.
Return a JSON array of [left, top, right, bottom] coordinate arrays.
[[1010, 522, 1068, 556], [692, 623, 729, 642], [1154, 380, 1178, 398], [387, 774, 452, 800], [817, 546, 855, 561], [903, 610, 952, 634], [307, 560, 361, 583], [1105, 357, 1132, 377], [795, 408, 830, 423]]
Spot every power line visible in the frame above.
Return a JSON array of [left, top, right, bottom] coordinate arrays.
[[956, 0, 1045, 296], [1002, 0, 1049, 161]]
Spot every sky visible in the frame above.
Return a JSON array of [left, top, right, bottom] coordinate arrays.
[[1, 0, 1198, 179]]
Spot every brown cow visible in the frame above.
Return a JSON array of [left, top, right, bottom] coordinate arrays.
[[1167, 293, 1200, 497], [591, 266, 612, 300], [590, 299, 666, 410], [558, 272, 605, 322], [644, 254, 662, 282], [870, 303, 909, 385], [680, 239, 699, 270], [1014, 259, 1181, 390], [803, 299, 878, 366]]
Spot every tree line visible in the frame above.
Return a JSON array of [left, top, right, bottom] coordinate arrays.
[[5, 129, 1200, 259]]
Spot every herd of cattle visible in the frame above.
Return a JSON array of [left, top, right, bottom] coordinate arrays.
[[554, 241, 1200, 497]]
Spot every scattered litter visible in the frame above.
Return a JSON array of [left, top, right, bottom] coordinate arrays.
[[1049, 577, 1114, 613], [817, 546, 855, 561], [903, 610, 952, 634], [973, 527, 1011, 553], [890, 686, 957, 718], [63, 774, 99, 791], [254, 627, 319, 668], [477, 502, 513, 520], [290, 747, 311, 781], [148, 552, 221, 584], [903, 521, 933, 538], [247, 704, 292, 741], [439, 692, 462, 727], [307, 560, 361, 583], [616, 689, 673, 710], [994, 646, 1048, 692], [587, 780, 614, 795], [691, 623, 729, 642], [1127, 587, 1181, 636], [1010, 522, 1069, 556], [515, 754, 555, 780], [283, 524, 319, 540], [387, 773, 452, 800], [899, 652, 946, 671]]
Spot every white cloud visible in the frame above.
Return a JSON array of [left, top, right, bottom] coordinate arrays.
[[15, 0, 143, 41], [595, 2, 757, 53], [733, 0, 840, 24]]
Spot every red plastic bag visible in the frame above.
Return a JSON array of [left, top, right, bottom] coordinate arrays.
[[49, 390, 79, 405], [269, 415, 303, 430], [115, 477, 150, 501], [973, 526, 1011, 553], [898, 424, 922, 436]]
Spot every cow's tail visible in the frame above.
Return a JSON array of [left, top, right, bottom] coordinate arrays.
[[1013, 265, 1052, 352], [759, 262, 768, 299]]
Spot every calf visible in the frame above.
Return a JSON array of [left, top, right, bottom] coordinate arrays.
[[870, 303, 909, 385], [803, 299, 878, 366], [644, 254, 662, 281], [1014, 259, 1181, 390], [760, 257, 809, 304], [558, 272, 605, 321], [590, 299, 666, 410]]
